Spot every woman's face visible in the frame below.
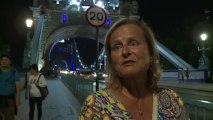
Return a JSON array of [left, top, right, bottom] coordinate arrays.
[[109, 23, 151, 78], [30, 68, 37, 75]]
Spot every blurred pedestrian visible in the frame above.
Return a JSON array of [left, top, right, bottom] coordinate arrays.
[[180, 68, 185, 83], [0, 54, 21, 120], [185, 68, 190, 81], [25, 64, 47, 120], [78, 18, 189, 119]]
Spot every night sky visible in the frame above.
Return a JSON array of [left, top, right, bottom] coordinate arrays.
[[139, 0, 212, 38], [0, 0, 31, 66], [0, 0, 212, 67]]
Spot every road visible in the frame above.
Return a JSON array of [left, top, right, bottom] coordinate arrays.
[[15, 78, 81, 120]]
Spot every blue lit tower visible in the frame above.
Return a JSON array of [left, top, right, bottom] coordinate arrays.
[[198, 9, 211, 69]]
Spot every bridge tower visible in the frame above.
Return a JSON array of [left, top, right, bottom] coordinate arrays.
[[26, 0, 139, 75]]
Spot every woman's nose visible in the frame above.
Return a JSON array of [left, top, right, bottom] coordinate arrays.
[[122, 45, 131, 58]]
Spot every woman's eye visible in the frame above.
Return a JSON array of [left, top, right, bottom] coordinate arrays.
[[130, 40, 139, 46], [111, 44, 122, 51]]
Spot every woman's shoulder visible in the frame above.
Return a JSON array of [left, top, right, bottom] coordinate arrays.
[[157, 88, 182, 97], [85, 89, 109, 100], [90, 89, 111, 100], [96, 88, 108, 95], [84, 88, 118, 106], [38, 73, 44, 77], [156, 88, 187, 119], [157, 88, 184, 106], [79, 89, 112, 117]]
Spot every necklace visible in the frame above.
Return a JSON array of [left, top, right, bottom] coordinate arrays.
[[138, 100, 143, 116], [121, 88, 144, 116]]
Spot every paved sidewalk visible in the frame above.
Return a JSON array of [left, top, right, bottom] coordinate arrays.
[[15, 78, 81, 120], [158, 79, 213, 92], [14, 75, 213, 120]]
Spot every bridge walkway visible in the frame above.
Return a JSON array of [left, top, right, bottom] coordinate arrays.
[[15, 74, 213, 120]]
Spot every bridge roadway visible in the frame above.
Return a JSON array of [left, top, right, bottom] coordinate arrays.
[[15, 75, 213, 120]]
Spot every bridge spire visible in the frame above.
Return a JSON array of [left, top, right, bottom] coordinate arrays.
[[204, 8, 210, 21]]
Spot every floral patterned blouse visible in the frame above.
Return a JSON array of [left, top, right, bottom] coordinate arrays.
[[78, 88, 189, 120]]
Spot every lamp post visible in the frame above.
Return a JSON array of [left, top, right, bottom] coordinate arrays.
[[104, 55, 107, 71], [26, 18, 33, 28], [198, 33, 210, 69], [23, 18, 33, 69]]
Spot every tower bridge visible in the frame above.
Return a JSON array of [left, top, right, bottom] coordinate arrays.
[[24, 0, 194, 76], [17, 1, 213, 119]]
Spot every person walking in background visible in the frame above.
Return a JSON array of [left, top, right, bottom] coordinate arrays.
[[78, 18, 189, 119], [25, 64, 47, 120], [185, 68, 190, 81], [180, 68, 185, 83], [0, 54, 21, 120]]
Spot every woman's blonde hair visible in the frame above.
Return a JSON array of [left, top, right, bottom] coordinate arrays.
[[104, 18, 162, 91]]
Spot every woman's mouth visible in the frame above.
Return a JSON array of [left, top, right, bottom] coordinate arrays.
[[122, 60, 135, 65]]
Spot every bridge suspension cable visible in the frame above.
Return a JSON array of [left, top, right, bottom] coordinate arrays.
[[73, 39, 90, 69]]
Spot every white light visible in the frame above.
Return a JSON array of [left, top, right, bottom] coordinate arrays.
[[103, 73, 108, 78], [59, 39, 65, 43], [198, 100, 212, 104], [38, 63, 42, 71], [93, 82, 96, 86], [60, 70, 69, 74], [81, 6, 90, 11], [71, 0, 79, 5], [200, 33, 208, 41], [95, 1, 103, 8], [25, 18, 33, 28]]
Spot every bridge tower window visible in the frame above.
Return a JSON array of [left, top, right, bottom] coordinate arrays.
[[62, 13, 68, 24], [105, 18, 111, 27]]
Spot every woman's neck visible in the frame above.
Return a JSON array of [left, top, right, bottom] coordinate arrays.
[[120, 77, 149, 98], [32, 72, 39, 76]]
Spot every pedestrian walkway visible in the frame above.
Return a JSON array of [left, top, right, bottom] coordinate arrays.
[[15, 78, 81, 120], [158, 79, 213, 102], [14, 75, 213, 120], [158, 79, 213, 92]]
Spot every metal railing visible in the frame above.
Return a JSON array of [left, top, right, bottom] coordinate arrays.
[[61, 74, 94, 103], [183, 97, 213, 120], [61, 73, 213, 119]]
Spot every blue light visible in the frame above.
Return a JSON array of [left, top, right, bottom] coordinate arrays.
[[62, 13, 67, 24], [59, 47, 63, 52], [106, 18, 110, 26]]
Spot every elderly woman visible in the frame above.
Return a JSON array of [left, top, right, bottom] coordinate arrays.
[[78, 18, 189, 120]]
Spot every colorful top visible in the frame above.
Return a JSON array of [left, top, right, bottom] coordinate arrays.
[[78, 88, 189, 120]]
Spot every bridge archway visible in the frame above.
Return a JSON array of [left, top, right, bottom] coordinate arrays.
[[41, 25, 108, 75]]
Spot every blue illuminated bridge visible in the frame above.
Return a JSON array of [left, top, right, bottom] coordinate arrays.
[[23, 0, 196, 74], [17, 1, 213, 120]]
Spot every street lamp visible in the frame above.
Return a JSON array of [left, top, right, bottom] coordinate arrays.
[[25, 18, 33, 42], [198, 33, 210, 69], [26, 18, 33, 28], [23, 18, 33, 69]]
